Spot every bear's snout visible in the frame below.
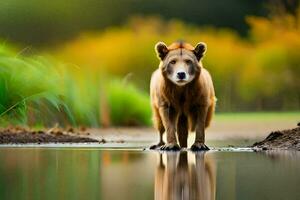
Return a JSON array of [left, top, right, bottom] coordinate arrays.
[[177, 72, 186, 80]]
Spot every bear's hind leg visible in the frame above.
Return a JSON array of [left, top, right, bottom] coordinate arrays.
[[177, 115, 188, 148], [190, 106, 210, 151], [205, 101, 215, 128]]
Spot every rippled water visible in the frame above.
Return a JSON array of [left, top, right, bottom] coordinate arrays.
[[0, 147, 299, 200]]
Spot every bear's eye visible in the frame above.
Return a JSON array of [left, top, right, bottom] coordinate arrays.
[[170, 60, 177, 65], [185, 59, 193, 65]]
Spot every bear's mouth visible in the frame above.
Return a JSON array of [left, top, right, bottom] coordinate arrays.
[[175, 79, 188, 86], [177, 80, 186, 83]]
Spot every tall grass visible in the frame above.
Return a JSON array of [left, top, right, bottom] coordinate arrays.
[[0, 48, 71, 126], [0, 45, 151, 127]]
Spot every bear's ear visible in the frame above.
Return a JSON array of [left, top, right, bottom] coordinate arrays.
[[193, 42, 207, 61], [155, 42, 169, 60]]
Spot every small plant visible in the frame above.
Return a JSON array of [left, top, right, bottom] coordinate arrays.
[[105, 79, 151, 126]]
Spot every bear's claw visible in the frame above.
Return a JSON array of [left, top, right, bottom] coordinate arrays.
[[160, 143, 181, 151], [149, 141, 165, 150], [190, 143, 210, 151]]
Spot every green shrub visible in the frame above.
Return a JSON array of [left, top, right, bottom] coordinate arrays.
[[105, 79, 151, 126]]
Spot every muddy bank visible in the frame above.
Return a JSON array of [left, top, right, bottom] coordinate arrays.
[[0, 127, 100, 144], [252, 126, 300, 151]]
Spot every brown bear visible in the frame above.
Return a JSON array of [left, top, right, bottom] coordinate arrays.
[[150, 41, 216, 151]]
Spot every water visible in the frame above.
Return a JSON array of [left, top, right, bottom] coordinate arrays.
[[0, 147, 299, 200]]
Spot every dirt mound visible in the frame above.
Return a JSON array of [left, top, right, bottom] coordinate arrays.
[[252, 126, 300, 151], [0, 127, 99, 144]]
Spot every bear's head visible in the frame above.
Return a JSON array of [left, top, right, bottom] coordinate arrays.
[[155, 41, 206, 86]]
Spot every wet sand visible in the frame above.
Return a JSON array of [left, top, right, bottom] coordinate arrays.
[[1, 115, 299, 150], [0, 127, 99, 144]]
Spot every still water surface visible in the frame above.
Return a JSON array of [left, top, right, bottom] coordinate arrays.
[[0, 147, 299, 200]]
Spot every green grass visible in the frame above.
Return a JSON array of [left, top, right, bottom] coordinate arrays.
[[0, 44, 152, 127], [106, 79, 151, 126], [0, 50, 70, 125]]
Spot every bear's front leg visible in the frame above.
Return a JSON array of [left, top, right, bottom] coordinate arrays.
[[191, 105, 210, 151], [159, 105, 180, 151]]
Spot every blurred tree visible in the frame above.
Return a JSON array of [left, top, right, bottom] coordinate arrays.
[[0, 0, 266, 46]]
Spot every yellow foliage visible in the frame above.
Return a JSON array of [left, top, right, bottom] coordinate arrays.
[[52, 12, 300, 111]]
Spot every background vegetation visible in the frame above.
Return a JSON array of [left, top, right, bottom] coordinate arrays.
[[0, 48, 151, 126], [0, 0, 265, 45], [0, 1, 299, 127]]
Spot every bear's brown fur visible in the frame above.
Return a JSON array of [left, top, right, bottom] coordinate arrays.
[[150, 41, 216, 151], [154, 152, 216, 199]]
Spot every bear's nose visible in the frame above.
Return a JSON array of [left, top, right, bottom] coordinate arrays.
[[177, 72, 186, 80]]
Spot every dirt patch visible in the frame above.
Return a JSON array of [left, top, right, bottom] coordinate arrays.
[[0, 127, 100, 144], [252, 126, 300, 151]]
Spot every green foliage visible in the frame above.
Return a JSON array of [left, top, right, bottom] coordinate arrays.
[[105, 79, 151, 126], [60, 69, 101, 127], [0, 45, 151, 126], [0, 50, 71, 125]]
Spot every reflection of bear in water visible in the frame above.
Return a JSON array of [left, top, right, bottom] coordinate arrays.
[[154, 152, 216, 200]]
